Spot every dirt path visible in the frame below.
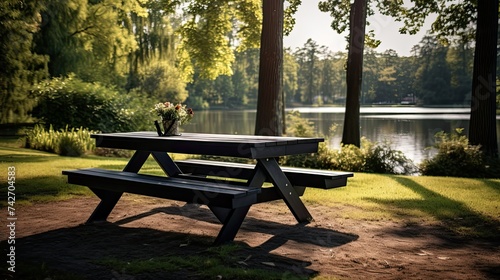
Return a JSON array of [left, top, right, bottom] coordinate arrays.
[[5, 196, 500, 279]]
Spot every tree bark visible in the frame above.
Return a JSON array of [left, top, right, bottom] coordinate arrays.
[[468, 0, 498, 158], [341, 0, 367, 147], [254, 0, 284, 136]]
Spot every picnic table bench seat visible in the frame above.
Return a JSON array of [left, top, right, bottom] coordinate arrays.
[[175, 159, 353, 190], [63, 168, 260, 209]]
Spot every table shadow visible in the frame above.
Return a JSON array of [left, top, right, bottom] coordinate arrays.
[[13, 222, 322, 279], [113, 204, 359, 252]]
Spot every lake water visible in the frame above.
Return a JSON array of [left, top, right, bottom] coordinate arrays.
[[182, 107, 500, 164]]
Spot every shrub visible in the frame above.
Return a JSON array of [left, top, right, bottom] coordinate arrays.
[[31, 75, 153, 132], [186, 96, 210, 110], [286, 111, 317, 137], [24, 124, 96, 157], [419, 129, 500, 178], [57, 134, 86, 157], [330, 138, 418, 175], [93, 148, 134, 158]]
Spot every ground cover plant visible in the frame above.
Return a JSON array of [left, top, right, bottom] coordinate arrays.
[[1, 141, 499, 279]]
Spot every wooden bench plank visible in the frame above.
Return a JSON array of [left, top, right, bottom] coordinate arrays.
[[63, 168, 260, 208], [175, 159, 353, 189]]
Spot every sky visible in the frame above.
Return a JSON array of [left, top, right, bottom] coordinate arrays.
[[283, 1, 434, 56]]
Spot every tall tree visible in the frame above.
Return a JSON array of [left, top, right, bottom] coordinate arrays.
[[414, 35, 452, 105], [446, 37, 474, 104], [0, 0, 48, 123], [468, 0, 498, 157], [253, 0, 302, 135], [341, 0, 368, 146], [254, 0, 284, 135], [283, 48, 299, 106], [319, 0, 379, 146], [319, 52, 336, 104], [294, 39, 326, 105]]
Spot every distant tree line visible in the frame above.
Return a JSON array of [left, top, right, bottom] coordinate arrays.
[[187, 34, 481, 109]]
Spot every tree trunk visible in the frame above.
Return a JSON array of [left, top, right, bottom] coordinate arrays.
[[254, 0, 283, 136], [341, 0, 367, 147], [468, 0, 498, 158]]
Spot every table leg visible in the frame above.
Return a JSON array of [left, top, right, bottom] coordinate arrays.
[[87, 150, 149, 223], [257, 158, 314, 223], [151, 151, 182, 176], [86, 188, 122, 223], [212, 206, 251, 245], [124, 150, 151, 172]]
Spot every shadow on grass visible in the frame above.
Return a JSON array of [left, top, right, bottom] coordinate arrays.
[[0, 151, 58, 163], [12, 221, 338, 280], [0, 175, 91, 205], [368, 176, 500, 240], [483, 179, 500, 195]]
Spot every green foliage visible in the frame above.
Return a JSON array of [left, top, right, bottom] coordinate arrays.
[[34, 0, 144, 81], [179, 0, 263, 80], [419, 129, 500, 178], [286, 110, 316, 137], [318, 0, 380, 49], [140, 63, 188, 102], [333, 139, 418, 175], [31, 75, 152, 132], [0, 0, 49, 123], [186, 96, 210, 110], [24, 124, 96, 157]]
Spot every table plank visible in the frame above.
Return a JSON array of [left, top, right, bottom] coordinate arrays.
[[92, 132, 323, 159]]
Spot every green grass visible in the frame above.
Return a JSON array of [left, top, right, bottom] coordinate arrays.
[[1, 141, 499, 279], [0, 143, 175, 205], [303, 173, 500, 222], [303, 173, 500, 237]]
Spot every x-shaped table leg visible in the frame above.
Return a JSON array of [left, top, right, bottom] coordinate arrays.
[[257, 158, 314, 223]]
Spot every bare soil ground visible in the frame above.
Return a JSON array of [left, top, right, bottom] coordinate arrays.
[[5, 196, 500, 279]]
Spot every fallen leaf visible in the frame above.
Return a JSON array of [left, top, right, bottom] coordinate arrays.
[[417, 250, 433, 256]]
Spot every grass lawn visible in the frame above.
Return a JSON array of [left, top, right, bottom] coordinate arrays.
[[1, 139, 499, 279]]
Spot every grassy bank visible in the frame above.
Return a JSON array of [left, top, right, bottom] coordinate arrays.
[[1, 142, 499, 279]]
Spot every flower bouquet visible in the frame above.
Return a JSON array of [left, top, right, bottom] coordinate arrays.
[[151, 102, 194, 136]]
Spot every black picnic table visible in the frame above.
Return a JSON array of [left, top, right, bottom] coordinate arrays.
[[63, 132, 352, 244]]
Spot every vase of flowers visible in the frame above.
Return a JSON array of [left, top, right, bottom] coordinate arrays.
[[152, 102, 194, 136]]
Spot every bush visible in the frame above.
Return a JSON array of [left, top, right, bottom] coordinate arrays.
[[24, 124, 96, 157], [31, 75, 153, 132], [57, 134, 86, 157], [331, 138, 418, 175], [419, 129, 500, 178], [286, 110, 317, 137]]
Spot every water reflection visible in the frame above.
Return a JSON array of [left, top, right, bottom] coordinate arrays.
[[183, 108, 500, 164]]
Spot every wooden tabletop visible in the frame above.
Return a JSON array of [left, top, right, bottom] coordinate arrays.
[[92, 132, 324, 159]]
